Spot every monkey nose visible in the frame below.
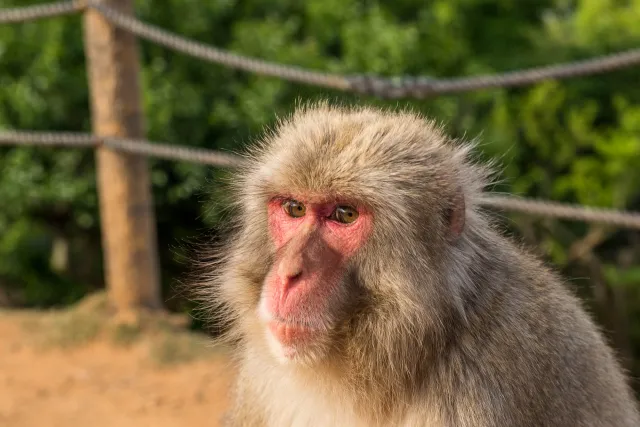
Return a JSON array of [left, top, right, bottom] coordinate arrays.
[[281, 266, 302, 284], [278, 257, 304, 283], [278, 268, 303, 294], [278, 265, 303, 292]]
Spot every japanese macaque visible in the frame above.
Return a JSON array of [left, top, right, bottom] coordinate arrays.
[[198, 103, 640, 426]]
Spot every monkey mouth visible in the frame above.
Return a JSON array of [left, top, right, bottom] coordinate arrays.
[[267, 319, 322, 348], [258, 303, 330, 360]]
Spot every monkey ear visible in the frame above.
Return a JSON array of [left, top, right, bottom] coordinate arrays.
[[446, 188, 465, 240]]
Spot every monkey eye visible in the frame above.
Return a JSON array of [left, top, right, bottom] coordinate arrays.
[[282, 199, 306, 218], [329, 206, 359, 224]]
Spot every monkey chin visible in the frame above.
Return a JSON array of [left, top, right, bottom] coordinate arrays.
[[264, 323, 330, 366], [258, 303, 331, 366]]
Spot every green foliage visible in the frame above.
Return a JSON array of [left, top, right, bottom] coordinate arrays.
[[1, 0, 640, 384]]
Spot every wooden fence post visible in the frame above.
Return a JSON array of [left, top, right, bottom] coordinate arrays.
[[82, 0, 162, 314]]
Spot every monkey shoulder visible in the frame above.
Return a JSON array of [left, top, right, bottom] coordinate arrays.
[[442, 252, 640, 426]]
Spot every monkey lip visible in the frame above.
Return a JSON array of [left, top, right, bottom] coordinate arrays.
[[267, 320, 322, 347]]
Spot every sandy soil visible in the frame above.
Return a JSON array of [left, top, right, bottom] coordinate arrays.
[[0, 311, 234, 427]]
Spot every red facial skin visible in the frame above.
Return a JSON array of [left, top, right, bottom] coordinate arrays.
[[261, 196, 372, 349]]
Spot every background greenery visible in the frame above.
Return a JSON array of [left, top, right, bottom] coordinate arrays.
[[1, 0, 639, 391]]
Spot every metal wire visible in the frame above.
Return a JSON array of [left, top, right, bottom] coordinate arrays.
[[2, 130, 640, 230], [0, 0, 83, 24]]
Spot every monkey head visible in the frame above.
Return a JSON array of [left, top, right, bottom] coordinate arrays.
[[211, 103, 487, 367], [201, 104, 640, 427]]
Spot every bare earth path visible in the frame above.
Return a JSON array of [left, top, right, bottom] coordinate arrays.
[[0, 310, 234, 427]]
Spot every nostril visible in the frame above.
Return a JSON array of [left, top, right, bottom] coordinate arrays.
[[277, 258, 304, 286], [281, 269, 302, 292], [288, 270, 302, 281]]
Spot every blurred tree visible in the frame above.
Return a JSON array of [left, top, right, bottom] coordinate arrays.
[[0, 0, 639, 390]]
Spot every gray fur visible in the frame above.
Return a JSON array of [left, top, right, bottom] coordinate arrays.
[[197, 103, 640, 426]]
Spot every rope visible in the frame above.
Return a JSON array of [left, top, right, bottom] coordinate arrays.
[[0, 130, 243, 167], [2, 3, 640, 227], [2, 2, 639, 97], [0, 0, 82, 24], [481, 195, 640, 230], [92, 2, 640, 98], [88, 2, 351, 91], [103, 137, 243, 167], [0, 130, 95, 146], [348, 49, 640, 98], [2, 130, 640, 230]]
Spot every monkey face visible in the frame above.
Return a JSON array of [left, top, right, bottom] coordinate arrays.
[[212, 103, 480, 369], [257, 196, 373, 364]]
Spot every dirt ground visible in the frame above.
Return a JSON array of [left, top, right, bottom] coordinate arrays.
[[0, 300, 235, 427]]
